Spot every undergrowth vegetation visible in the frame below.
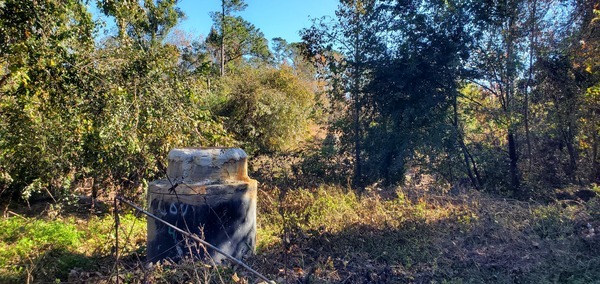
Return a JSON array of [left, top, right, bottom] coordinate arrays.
[[1, 185, 599, 283], [0, 212, 145, 283], [1, 0, 600, 283]]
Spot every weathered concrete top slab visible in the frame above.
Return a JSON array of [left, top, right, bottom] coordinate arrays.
[[167, 148, 249, 183], [148, 179, 257, 206]]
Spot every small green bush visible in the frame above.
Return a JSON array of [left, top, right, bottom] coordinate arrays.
[[0, 217, 80, 266], [0, 213, 146, 282]]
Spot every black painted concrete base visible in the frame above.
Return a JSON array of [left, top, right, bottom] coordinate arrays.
[[147, 180, 257, 263]]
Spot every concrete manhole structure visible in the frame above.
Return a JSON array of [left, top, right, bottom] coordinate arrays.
[[146, 148, 257, 263]]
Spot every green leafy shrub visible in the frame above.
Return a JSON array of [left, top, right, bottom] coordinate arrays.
[[0, 213, 146, 282], [0, 218, 80, 267], [531, 205, 574, 239], [0, 0, 235, 201], [219, 65, 315, 154]]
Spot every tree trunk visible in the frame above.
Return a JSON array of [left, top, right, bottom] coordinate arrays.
[[508, 130, 520, 190], [353, 95, 361, 188], [524, 0, 537, 168], [562, 127, 579, 182], [453, 95, 481, 190], [506, 11, 520, 192], [352, 6, 362, 189], [220, 0, 225, 77], [593, 131, 599, 183]]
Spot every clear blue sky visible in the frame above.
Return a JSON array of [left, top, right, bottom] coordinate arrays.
[[176, 0, 338, 44]]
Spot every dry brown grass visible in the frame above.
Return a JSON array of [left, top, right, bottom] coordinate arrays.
[[1, 184, 599, 283], [248, 185, 600, 283]]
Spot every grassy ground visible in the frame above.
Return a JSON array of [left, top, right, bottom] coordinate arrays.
[[1, 185, 599, 283]]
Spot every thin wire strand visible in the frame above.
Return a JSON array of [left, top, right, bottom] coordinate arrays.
[[113, 198, 120, 284], [116, 196, 275, 284]]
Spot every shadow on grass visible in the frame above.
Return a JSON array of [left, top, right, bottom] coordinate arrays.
[[1, 249, 154, 283], [3, 191, 599, 284], [1, 248, 98, 283], [249, 221, 439, 283], [249, 200, 600, 284], [2, 198, 113, 221]]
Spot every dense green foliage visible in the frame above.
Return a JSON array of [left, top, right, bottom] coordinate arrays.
[[0, 0, 97, 199], [219, 65, 315, 153], [0, 0, 316, 201], [302, 0, 600, 194], [1, 0, 599, 282], [0, 3, 598, 284], [0, 0, 598, 200]]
